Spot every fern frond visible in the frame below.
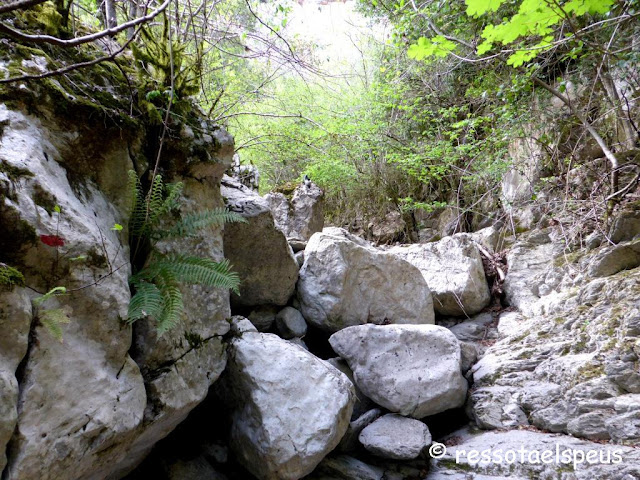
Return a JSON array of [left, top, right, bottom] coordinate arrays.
[[153, 255, 240, 293], [127, 280, 164, 323], [156, 283, 183, 334], [128, 170, 147, 237], [39, 308, 70, 342], [146, 176, 184, 229], [33, 286, 67, 306], [156, 208, 247, 239], [154, 267, 183, 334], [146, 174, 166, 226]]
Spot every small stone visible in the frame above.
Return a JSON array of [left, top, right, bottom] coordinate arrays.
[[359, 414, 431, 460], [275, 307, 307, 339], [247, 305, 278, 331]]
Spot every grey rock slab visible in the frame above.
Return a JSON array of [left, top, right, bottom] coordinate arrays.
[[338, 408, 382, 453], [588, 240, 640, 278], [266, 182, 324, 242], [222, 176, 299, 307], [609, 209, 640, 244]]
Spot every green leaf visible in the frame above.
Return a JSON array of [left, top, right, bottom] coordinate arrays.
[[466, 0, 506, 16], [111, 223, 123, 231], [156, 208, 247, 239], [39, 308, 70, 342], [54, 205, 61, 213], [476, 40, 494, 55], [127, 281, 164, 322], [146, 90, 162, 101], [408, 36, 457, 61], [565, 0, 614, 15]]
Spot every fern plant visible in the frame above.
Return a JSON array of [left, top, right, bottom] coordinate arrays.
[[34, 286, 70, 342], [126, 171, 245, 334]]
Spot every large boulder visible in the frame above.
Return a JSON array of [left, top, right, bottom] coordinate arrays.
[[219, 330, 355, 480], [222, 176, 299, 308], [388, 235, 490, 317], [297, 228, 434, 332], [329, 324, 467, 418], [369, 211, 406, 244], [266, 181, 324, 242]]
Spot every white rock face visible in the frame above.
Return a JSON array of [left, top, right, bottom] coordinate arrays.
[[502, 231, 560, 316], [432, 427, 640, 480], [298, 228, 434, 332], [0, 104, 235, 480], [388, 235, 490, 316], [0, 106, 147, 480], [266, 182, 324, 242], [0, 290, 31, 472], [106, 130, 235, 479], [329, 324, 467, 418], [359, 414, 431, 460], [222, 176, 299, 307], [468, 231, 640, 445], [220, 332, 355, 480]]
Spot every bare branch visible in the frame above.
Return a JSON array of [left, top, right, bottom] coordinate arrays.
[[0, 0, 170, 47], [0, 26, 143, 84], [532, 76, 620, 191], [0, 0, 48, 14]]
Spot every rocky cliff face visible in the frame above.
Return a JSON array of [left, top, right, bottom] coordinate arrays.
[[0, 90, 234, 479], [2, 89, 640, 480]]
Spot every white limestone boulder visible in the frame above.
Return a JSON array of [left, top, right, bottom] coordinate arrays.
[[297, 228, 434, 332], [388, 235, 490, 316], [222, 176, 299, 307], [329, 324, 467, 418], [219, 332, 355, 480], [266, 181, 324, 242]]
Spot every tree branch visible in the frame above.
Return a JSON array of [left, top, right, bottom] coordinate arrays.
[[0, 0, 48, 14], [532, 76, 619, 192], [0, 0, 170, 47], [0, 25, 142, 84]]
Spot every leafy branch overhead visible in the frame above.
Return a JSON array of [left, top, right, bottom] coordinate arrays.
[[409, 0, 620, 66]]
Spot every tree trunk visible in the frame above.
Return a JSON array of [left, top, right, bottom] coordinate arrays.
[[105, 0, 117, 29], [532, 76, 620, 194]]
